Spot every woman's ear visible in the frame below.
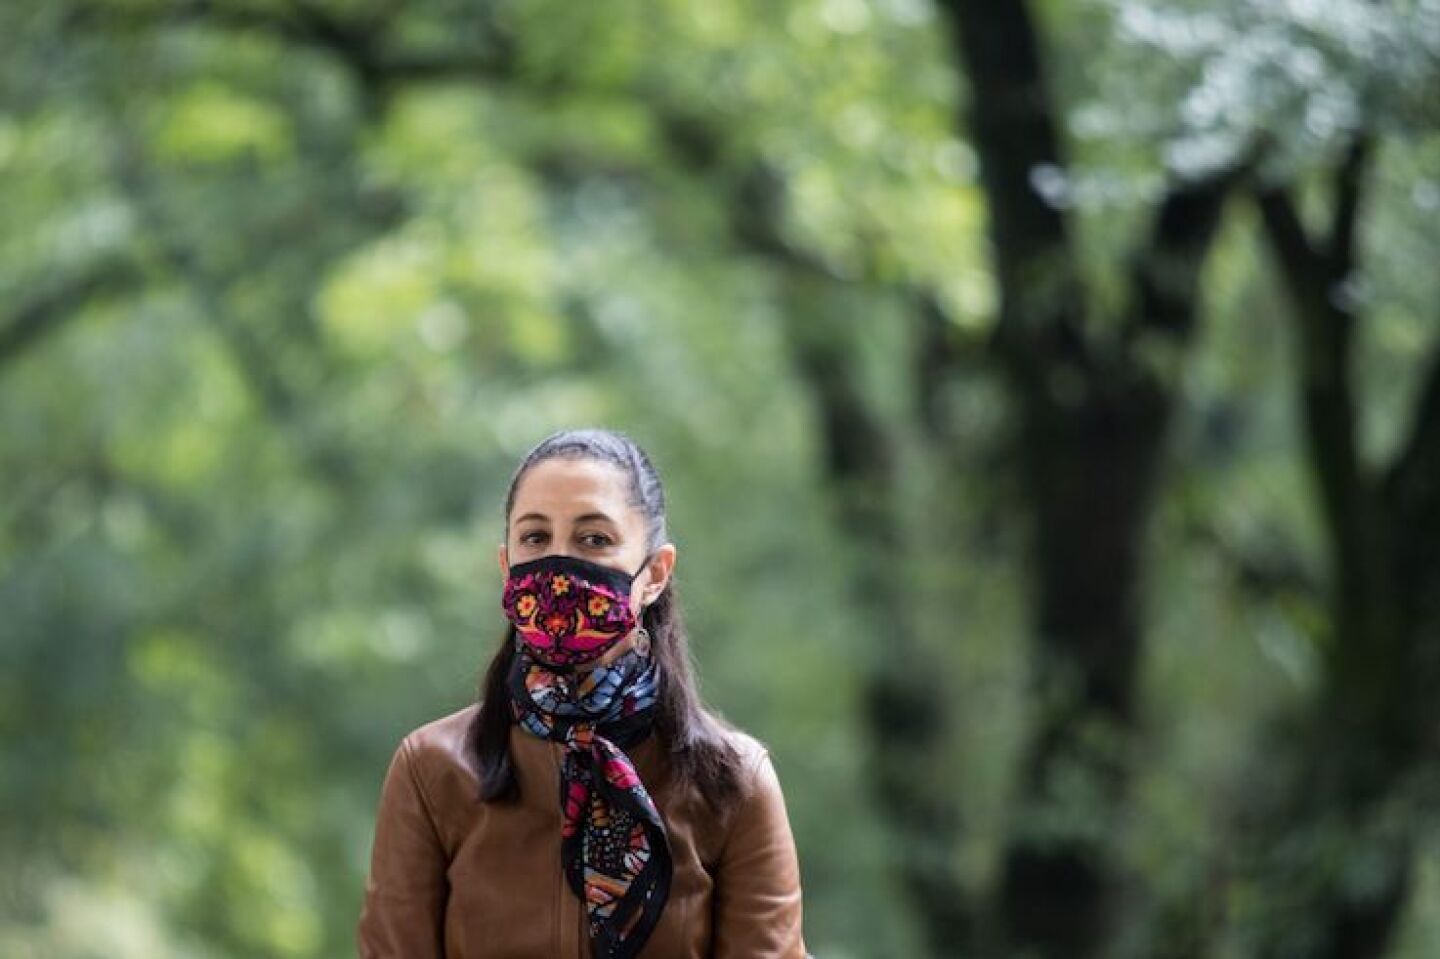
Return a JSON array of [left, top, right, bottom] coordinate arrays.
[[497, 543, 508, 578], [642, 543, 677, 605]]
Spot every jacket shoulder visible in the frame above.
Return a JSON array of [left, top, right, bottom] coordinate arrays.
[[703, 715, 775, 788], [398, 702, 482, 784]]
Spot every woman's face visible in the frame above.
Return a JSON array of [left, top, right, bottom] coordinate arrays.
[[498, 456, 676, 623]]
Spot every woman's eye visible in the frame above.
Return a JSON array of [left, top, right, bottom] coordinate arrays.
[[519, 531, 547, 545], [581, 532, 612, 548]]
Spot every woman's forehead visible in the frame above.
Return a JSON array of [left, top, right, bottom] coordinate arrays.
[[511, 458, 635, 521]]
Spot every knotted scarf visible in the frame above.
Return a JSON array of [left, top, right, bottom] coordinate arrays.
[[508, 642, 673, 958]]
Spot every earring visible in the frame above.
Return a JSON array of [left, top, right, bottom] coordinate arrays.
[[632, 626, 651, 656]]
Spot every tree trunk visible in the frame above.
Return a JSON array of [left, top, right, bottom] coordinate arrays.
[[1246, 146, 1438, 959], [935, 2, 1244, 954]]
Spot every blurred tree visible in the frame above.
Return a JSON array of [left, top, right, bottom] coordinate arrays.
[[1090, 1, 1440, 955], [932, 1, 1251, 954]]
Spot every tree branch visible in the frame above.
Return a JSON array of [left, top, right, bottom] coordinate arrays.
[[1123, 152, 1255, 346], [936, 0, 1085, 363], [1329, 134, 1372, 274], [1255, 187, 1328, 316], [67, 0, 520, 109], [1255, 171, 1384, 656], [0, 259, 142, 374]]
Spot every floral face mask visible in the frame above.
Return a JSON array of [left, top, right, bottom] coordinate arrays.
[[501, 551, 654, 668]]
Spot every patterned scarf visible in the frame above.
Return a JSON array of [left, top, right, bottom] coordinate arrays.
[[508, 642, 673, 958]]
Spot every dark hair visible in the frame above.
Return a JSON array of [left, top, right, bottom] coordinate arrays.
[[471, 427, 746, 812]]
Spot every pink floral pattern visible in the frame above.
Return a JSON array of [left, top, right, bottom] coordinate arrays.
[[502, 556, 638, 667]]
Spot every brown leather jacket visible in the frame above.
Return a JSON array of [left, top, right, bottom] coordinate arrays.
[[357, 704, 808, 958]]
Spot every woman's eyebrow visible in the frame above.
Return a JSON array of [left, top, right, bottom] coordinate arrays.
[[573, 511, 617, 525], [513, 511, 617, 525]]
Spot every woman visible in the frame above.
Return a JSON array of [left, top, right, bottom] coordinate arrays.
[[357, 428, 808, 958]]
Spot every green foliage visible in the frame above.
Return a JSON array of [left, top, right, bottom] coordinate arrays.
[[2, 1, 1439, 957]]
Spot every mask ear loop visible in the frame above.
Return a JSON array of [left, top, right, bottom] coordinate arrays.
[[630, 548, 660, 602], [630, 548, 659, 656], [631, 548, 656, 581]]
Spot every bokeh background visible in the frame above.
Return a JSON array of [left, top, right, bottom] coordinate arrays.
[[3, 1, 1440, 957]]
